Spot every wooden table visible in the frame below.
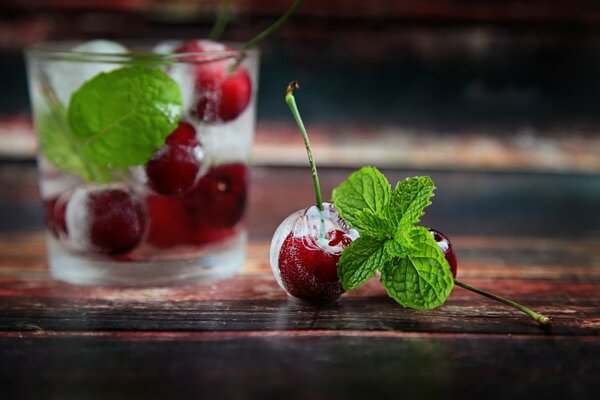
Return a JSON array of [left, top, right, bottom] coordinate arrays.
[[0, 161, 599, 399]]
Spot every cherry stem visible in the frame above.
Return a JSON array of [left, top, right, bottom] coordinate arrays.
[[242, 0, 303, 51], [285, 81, 327, 236], [209, 0, 232, 41], [229, 0, 303, 73], [454, 279, 551, 326]]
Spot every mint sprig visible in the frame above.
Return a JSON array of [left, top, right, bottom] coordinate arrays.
[[333, 167, 454, 309], [68, 66, 182, 168], [36, 65, 182, 182]]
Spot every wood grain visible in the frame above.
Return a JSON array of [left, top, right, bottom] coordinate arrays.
[[0, 162, 598, 398]]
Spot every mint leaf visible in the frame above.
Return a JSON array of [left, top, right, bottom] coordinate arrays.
[[338, 236, 389, 290], [36, 106, 116, 183], [380, 226, 454, 309], [332, 166, 392, 229], [36, 106, 91, 180], [68, 66, 182, 167], [354, 209, 395, 240], [388, 176, 435, 228]]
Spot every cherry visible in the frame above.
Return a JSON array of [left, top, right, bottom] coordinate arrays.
[[165, 121, 197, 145], [272, 203, 356, 301], [175, 40, 252, 123], [270, 83, 358, 302], [145, 122, 204, 196], [429, 228, 458, 278], [145, 194, 189, 248], [43, 195, 68, 239], [428, 228, 552, 325], [66, 186, 148, 255], [183, 163, 248, 231]]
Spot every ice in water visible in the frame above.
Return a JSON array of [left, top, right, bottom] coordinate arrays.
[[47, 40, 128, 106]]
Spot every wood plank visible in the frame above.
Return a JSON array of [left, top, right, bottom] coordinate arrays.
[[0, 333, 598, 400], [0, 273, 597, 335]]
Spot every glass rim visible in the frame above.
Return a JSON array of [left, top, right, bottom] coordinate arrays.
[[25, 40, 257, 64]]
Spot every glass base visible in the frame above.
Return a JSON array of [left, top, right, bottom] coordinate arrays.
[[47, 232, 247, 286]]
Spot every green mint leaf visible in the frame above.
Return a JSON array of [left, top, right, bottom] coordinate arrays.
[[332, 166, 392, 229], [353, 209, 395, 240], [68, 66, 182, 167], [36, 106, 116, 183], [388, 176, 435, 228], [338, 236, 389, 290], [36, 106, 92, 180], [380, 226, 454, 309], [384, 233, 411, 258]]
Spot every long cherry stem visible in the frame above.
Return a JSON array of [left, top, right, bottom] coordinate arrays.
[[209, 0, 232, 41], [285, 82, 326, 237], [454, 279, 551, 326], [286, 82, 323, 212], [242, 0, 304, 51], [230, 0, 303, 72]]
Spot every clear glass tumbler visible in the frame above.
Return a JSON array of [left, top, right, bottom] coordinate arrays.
[[25, 40, 259, 286]]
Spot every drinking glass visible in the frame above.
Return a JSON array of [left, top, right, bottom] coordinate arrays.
[[25, 40, 259, 285]]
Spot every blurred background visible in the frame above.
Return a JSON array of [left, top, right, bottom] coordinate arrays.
[[0, 0, 599, 238]]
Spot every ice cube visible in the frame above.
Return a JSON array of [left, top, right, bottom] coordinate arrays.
[[194, 101, 256, 164], [167, 62, 197, 117], [46, 40, 128, 106]]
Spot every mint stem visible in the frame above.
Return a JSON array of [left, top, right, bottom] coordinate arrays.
[[454, 279, 551, 326], [209, 0, 232, 41], [285, 81, 326, 236]]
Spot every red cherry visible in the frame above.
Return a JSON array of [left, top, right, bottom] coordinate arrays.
[[278, 229, 352, 302], [67, 187, 148, 255], [43, 195, 68, 238], [429, 228, 458, 278], [175, 40, 252, 122], [145, 122, 203, 196], [183, 163, 248, 231], [165, 121, 197, 146], [145, 194, 189, 248]]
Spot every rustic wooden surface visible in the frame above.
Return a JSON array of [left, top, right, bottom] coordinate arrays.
[[0, 161, 599, 399]]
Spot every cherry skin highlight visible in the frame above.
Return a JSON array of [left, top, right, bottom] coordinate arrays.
[[429, 228, 458, 278], [175, 40, 252, 123]]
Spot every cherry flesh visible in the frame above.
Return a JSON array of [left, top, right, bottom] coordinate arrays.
[[66, 187, 148, 255], [145, 122, 203, 196], [278, 228, 352, 302], [175, 40, 252, 123], [429, 228, 458, 278]]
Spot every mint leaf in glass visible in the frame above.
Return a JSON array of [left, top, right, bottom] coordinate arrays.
[[380, 226, 454, 309], [36, 106, 90, 180], [338, 236, 388, 290], [36, 106, 115, 183], [68, 66, 183, 167], [332, 166, 391, 229]]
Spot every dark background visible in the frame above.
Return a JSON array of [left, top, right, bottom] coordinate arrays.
[[2, 0, 600, 132], [1, 0, 599, 237]]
